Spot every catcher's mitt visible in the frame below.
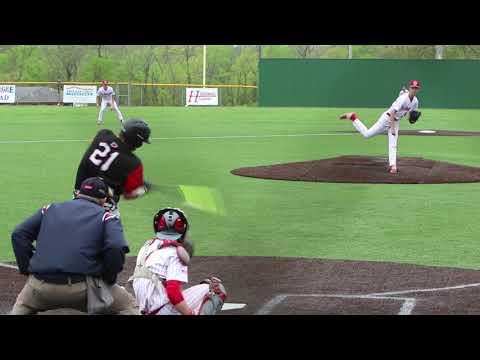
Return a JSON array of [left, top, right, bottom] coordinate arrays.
[[200, 276, 227, 300], [158, 238, 194, 265], [183, 238, 194, 256], [409, 110, 421, 124]]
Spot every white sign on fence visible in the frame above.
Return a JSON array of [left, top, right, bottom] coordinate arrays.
[[0, 85, 16, 103], [185, 88, 218, 106], [63, 85, 97, 104]]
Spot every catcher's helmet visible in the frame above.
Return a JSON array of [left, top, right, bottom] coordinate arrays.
[[153, 208, 189, 241], [121, 118, 151, 149]]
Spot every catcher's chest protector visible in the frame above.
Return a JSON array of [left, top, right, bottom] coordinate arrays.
[[129, 239, 169, 284]]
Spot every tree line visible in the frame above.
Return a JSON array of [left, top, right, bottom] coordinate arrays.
[[0, 45, 479, 105]]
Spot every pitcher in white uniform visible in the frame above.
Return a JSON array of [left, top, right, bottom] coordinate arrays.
[[129, 208, 227, 315], [340, 80, 421, 174], [97, 80, 124, 126]]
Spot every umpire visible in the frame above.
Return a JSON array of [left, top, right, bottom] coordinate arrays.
[[10, 177, 138, 315]]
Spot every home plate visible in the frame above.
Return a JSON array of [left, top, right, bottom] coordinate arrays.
[[221, 303, 247, 311], [418, 130, 437, 134]]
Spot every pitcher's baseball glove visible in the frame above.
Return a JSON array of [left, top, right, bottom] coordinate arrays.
[[409, 110, 421, 124]]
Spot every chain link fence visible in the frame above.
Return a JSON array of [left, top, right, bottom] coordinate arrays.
[[114, 84, 257, 106], [0, 82, 258, 106]]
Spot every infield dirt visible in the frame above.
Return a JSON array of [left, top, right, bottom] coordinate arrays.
[[2, 257, 480, 315]]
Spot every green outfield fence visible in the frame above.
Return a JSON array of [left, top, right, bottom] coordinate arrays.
[[259, 59, 480, 108]]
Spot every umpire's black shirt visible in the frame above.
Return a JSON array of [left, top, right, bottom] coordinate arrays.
[[11, 197, 129, 284]]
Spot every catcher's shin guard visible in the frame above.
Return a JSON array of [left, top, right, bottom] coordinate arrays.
[[198, 293, 224, 315], [198, 281, 227, 315]]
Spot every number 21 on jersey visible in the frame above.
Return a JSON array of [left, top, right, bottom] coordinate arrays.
[[89, 142, 119, 171]]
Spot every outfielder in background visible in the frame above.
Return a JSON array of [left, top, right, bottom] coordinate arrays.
[[340, 80, 422, 174], [129, 208, 227, 315], [97, 80, 124, 126]]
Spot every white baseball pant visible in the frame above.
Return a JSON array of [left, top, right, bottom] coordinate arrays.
[[98, 100, 124, 125], [133, 279, 211, 315], [351, 112, 400, 167], [157, 284, 210, 315]]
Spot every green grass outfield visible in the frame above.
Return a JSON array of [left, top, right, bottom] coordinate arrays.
[[1, 106, 480, 269]]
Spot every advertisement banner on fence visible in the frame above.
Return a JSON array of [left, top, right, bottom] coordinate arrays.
[[185, 88, 218, 106], [63, 85, 97, 104], [0, 85, 16, 103]]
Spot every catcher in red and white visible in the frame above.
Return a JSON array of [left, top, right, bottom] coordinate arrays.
[[339, 80, 422, 174], [129, 208, 227, 315]]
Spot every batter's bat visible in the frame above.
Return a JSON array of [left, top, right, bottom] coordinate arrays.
[[148, 183, 226, 216]]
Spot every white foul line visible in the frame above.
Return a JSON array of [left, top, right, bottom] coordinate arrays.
[[0, 133, 353, 144], [367, 282, 480, 297], [0, 262, 18, 270], [0, 139, 88, 144], [262, 293, 413, 301], [151, 133, 354, 140]]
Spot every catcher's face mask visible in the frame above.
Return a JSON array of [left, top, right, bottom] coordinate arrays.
[[153, 208, 189, 241]]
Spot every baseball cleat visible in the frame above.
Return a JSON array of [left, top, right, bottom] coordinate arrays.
[[388, 165, 398, 174], [339, 112, 357, 121]]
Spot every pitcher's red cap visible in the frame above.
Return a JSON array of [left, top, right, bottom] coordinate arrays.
[[410, 80, 421, 88]]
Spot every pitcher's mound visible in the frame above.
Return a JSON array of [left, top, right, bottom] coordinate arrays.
[[231, 156, 480, 184]]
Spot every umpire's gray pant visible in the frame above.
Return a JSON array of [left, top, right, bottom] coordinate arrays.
[[10, 275, 139, 315]]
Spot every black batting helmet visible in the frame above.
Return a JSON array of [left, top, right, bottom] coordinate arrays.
[[121, 118, 151, 149]]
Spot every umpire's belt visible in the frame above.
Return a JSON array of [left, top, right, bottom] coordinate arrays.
[[34, 274, 86, 285]]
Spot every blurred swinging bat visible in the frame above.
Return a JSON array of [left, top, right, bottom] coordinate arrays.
[[147, 183, 225, 216]]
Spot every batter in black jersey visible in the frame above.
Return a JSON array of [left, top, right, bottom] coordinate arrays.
[[75, 119, 151, 202]]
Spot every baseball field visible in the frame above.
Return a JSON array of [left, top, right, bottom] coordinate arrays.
[[1, 105, 480, 314]]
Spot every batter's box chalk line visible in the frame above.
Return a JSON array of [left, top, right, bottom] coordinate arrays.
[[255, 293, 416, 315], [0, 262, 19, 270], [255, 282, 480, 315]]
